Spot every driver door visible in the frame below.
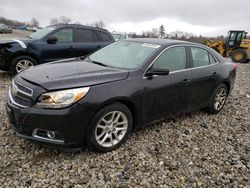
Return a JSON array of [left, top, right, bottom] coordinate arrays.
[[142, 46, 191, 122], [40, 28, 76, 62]]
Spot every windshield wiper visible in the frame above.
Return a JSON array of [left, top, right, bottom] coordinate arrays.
[[91, 60, 109, 67], [84, 57, 109, 67]]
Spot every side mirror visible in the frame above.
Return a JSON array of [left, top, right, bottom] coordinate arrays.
[[47, 36, 58, 44], [146, 68, 169, 77]]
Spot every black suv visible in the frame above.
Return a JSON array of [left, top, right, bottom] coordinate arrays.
[[0, 24, 114, 74]]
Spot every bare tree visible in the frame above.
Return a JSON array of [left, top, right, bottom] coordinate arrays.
[[88, 20, 106, 28], [152, 28, 159, 38], [30, 18, 40, 27], [50, 16, 72, 25], [50, 18, 60, 25], [60, 16, 72, 24]]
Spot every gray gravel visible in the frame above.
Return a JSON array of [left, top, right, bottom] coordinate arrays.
[[0, 29, 32, 39], [0, 64, 249, 187]]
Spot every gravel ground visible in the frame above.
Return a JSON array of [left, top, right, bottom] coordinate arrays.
[[0, 29, 32, 39], [0, 64, 249, 187]]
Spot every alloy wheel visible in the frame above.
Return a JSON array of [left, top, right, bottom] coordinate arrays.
[[214, 88, 227, 110], [95, 111, 128, 148], [16, 59, 34, 73]]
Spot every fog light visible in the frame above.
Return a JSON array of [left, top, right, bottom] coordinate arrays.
[[47, 131, 55, 139]]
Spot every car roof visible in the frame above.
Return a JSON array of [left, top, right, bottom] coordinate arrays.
[[47, 24, 110, 32], [125, 38, 195, 46], [124, 38, 226, 62]]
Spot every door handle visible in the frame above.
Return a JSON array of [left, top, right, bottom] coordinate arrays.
[[182, 79, 191, 85], [212, 72, 217, 77]]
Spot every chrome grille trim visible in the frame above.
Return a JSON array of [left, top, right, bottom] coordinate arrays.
[[9, 79, 34, 108], [8, 87, 27, 108], [12, 79, 33, 97]]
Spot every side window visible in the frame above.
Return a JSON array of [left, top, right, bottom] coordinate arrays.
[[153, 46, 187, 72], [236, 33, 242, 42], [191, 47, 210, 67], [209, 53, 216, 64], [98, 31, 111, 41], [52, 29, 73, 43], [229, 32, 236, 46], [230, 32, 236, 40], [76, 29, 98, 42]]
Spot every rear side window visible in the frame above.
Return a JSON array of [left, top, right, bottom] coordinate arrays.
[[98, 31, 112, 41], [76, 29, 98, 42], [52, 29, 73, 43], [209, 53, 216, 64], [191, 47, 210, 67], [153, 46, 187, 72]]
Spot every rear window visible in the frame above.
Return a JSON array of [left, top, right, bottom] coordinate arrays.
[[98, 31, 112, 41]]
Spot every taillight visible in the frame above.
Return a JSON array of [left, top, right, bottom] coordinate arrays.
[[233, 63, 238, 70]]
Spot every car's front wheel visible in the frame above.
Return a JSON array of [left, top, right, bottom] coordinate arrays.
[[11, 55, 36, 75], [87, 103, 133, 152], [206, 84, 228, 114]]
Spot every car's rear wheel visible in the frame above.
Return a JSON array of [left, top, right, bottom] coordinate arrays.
[[11, 55, 37, 75], [87, 103, 133, 152], [206, 84, 228, 114], [231, 49, 247, 63]]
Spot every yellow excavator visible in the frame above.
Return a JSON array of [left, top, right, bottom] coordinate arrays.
[[207, 30, 250, 63]]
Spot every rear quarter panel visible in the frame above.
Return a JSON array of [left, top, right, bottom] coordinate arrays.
[[216, 61, 236, 93]]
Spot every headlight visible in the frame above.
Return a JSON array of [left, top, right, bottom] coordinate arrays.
[[35, 87, 90, 109]]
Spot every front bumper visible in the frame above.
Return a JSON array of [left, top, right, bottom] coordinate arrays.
[[6, 101, 95, 148]]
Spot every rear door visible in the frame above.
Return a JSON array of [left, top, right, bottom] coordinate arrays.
[[142, 46, 191, 121], [74, 29, 101, 57], [187, 46, 219, 110], [40, 28, 76, 62]]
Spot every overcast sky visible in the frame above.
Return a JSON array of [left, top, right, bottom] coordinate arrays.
[[0, 0, 249, 36]]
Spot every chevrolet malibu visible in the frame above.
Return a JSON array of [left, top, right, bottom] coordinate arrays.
[[6, 39, 237, 152]]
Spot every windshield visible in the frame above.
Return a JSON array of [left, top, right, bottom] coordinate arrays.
[[89, 41, 160, 69], [29, 27, 56, 39]]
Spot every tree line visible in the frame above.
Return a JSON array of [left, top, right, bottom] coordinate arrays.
[[0, 16, 106, 29], [129, 25, 226, 44], [0, 17, 40, 27], [0, 16, 227, 44]]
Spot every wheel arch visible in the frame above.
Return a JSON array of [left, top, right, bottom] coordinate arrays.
[[12, 51, 40, 64], [95, 97, 138, 129], [223, 81, 230, 93]]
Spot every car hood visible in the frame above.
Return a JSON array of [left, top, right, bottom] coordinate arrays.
[[18, 59, 129, 90], [0, 38, 34, 48]]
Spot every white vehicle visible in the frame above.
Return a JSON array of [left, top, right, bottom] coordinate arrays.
[[112, 32, 129, 41]]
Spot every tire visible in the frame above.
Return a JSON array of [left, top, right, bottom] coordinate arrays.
[[10, 55, 37, 75], [206, 84, 228, 114], [231, 49, 247, 63], [87, 103, 133, 153]]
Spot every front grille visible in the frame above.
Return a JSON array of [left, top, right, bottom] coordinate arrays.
[[9, 79, 33, 108]]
